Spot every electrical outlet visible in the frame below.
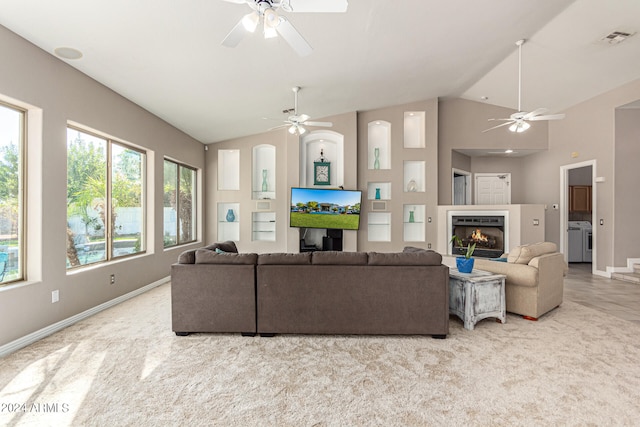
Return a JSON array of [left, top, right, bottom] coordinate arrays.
[[110, 274, 116, 285], [427, 243, 432, 249], [52, 290, 59, 303]]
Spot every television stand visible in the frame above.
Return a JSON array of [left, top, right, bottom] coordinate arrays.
[[322, 229, 343, 251]]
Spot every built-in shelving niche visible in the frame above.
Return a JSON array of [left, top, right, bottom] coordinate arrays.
[[252, 144, 276, 200], [403, 111, 425, 148], [300, 130, 344, 188], [367, 120, 391, 170], [218, 149, 240, 191], [218, 202, 240, 241]]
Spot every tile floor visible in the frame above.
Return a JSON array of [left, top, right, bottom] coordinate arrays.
[[565, 263, 640, 325]]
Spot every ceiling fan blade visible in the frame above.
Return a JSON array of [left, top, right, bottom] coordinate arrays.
[[276, 17, 312, 57], [286, 0, 348, 12], [296, 114, 310, 122], [304, 121, 333, 127], [529, 113, 566, 121], [221, 19, 247, 48], [268, 124, 289, 131], [488, 118, 513, 122], [482, 121, 515, 133], [523, 108, 549, 119]]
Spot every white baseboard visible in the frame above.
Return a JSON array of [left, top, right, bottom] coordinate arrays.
[[606, 258, 640, 275], [0, 276, 170, 358]]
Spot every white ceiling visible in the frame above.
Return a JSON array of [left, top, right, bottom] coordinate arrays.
[[1, 0, 639, 144]]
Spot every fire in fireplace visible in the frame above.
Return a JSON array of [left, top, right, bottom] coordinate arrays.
[[451, 216, 505, 258]]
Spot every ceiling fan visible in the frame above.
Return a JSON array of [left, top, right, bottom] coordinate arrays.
[[483, 39, 565, 133], [220, 0, 348, 57], [268, 86, 333, 135]]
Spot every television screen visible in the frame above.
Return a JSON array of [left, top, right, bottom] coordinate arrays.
[[290, 187, 362, 230]]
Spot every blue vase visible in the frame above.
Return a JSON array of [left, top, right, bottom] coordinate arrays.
[[226, 209, 235, 222], [456, 257, 474, 273], [375, 188, 381, 200]]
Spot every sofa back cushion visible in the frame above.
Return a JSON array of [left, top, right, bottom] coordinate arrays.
[[508, 242, 558, 264], [257, 252, 312, 265], [312, 251, 368, 265], [177, 249, 197, 264], [368, 250, 442, 266], [195, 249, 257, 265]]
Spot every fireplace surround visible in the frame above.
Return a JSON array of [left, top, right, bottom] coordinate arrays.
[[451, 215, 505, 258]]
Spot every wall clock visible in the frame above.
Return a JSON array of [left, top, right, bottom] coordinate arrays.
[[314, 161, 331, 185]]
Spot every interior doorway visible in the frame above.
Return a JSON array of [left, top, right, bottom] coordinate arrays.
[[560, 160, 596, 274], [452, 168, 471, 205]]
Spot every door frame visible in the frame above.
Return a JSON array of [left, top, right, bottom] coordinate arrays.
[[451, 168, 471, 205], [560, 159, 597, 275]]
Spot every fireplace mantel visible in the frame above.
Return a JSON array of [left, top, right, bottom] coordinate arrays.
[[436, 205, 545, 256]]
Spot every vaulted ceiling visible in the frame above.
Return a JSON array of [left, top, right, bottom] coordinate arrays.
[[1, 0, 639, 143]]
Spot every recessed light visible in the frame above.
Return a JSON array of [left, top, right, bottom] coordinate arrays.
[[480, 96, 489, 101], [505, 149, 513, 154], [54, 47, 83, 60]]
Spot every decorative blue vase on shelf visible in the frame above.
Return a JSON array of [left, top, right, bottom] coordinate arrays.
[[456, 257, 474, 273], [261, 169, 268, 192], [373, 147, 380, 170], [409, 210, 415, 223], [375, 188, 381, 200], [226, 209, 235, 223]]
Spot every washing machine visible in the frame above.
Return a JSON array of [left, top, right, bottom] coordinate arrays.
[[568, 221, 592, 262]]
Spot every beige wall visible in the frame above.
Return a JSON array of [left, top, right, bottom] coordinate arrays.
[[0, 25, 205, 346], [614, 108, 640, 265], [206, 111, 358, 253], [521, 79, 640, 271], [438, 98, 548, 205]]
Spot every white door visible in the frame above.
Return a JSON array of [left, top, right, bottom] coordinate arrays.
[[475, 173, 511, 205]]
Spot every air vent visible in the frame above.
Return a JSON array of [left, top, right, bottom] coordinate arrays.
[[601, 30, 635, 45]]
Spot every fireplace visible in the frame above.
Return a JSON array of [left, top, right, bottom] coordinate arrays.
[[451, 215, 505, 258]]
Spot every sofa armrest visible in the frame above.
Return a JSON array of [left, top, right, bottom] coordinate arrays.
[[532, 253, 566, 314]]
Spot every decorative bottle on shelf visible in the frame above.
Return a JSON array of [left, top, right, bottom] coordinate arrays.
[[261, 169, 268, 192], [226, 209, 235, 223], [373, 147, 380, 169], [407, 179, 417, 192], [375, 188, 381, 200], [409, 210, 415, 223]]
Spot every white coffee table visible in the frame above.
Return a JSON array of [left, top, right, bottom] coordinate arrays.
[[449, 268, 506, 330]]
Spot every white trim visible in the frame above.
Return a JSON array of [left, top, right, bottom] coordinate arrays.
[[0, 277, 169, 358], [559, 160, 596, 275], [451, 168, 471, 205], [607, 258, 640, 274]]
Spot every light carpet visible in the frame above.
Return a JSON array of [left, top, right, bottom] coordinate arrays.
[[1, 283, 639, 426]]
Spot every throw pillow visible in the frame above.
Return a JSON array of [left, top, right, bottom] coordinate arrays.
[[215, 248, 227, 254], [489, 257, 508, 262]]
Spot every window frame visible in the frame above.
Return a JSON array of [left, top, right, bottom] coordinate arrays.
[[163, 158, 197, 248], [66, 125, 147, 270], [0, 100, 26, 285]]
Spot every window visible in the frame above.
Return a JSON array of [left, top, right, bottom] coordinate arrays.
[[0, 102, 25, 284], [163, 159, 196, 247], [66, 127, 146, 269]]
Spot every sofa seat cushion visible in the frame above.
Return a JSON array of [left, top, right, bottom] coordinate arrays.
[[508, 242, 558, 264], [474, 259, 539, 287], [368, 250, 442, 266], [257, 252, 312, 265], [312, 251, 368, 265], [195, 249, 257, 265]]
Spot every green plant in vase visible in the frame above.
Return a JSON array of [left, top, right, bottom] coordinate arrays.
[[450, 235, 476, 273]]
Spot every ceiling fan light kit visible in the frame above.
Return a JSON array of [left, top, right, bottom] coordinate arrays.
[[483, 39, 565, 133], [221, 0, 348, 57], [268, 86, 333, 135]]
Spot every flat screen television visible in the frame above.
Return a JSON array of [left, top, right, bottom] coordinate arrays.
[[290, 187, 362, 230]]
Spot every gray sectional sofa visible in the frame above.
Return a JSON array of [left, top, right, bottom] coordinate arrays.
[[171, 242, 450, 338]]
